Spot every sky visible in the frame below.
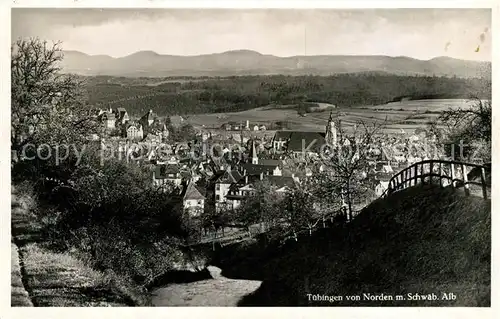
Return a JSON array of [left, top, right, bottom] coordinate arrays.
[[11, 8, 492, 61]]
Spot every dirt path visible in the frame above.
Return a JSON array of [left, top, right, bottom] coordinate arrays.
[[11, 242, 34, 307], [151, 266, 262, 306], [11, 185, 134, 307]]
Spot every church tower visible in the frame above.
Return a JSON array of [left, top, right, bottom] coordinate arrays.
[[325, 111, 337, 146], [249, 139, 259, 164]]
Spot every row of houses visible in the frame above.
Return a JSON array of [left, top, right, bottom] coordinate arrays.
[[148, 112, 404, 216], [152, 138, 298, 216], [96, 107, 169, 141], [221, 120, 267, 132], [142, 111, 417, 217]]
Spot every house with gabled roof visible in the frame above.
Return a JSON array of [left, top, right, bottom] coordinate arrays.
[[214, 168, 243, 209], [139, 109, 157, 136], [183, 181, 206, 217], [98, 110, 116, 129], [241, 163, 279, 177], [272, 131, 326, 155], [123, 122, 144, 140], [153, 163, 182, 189], [114, 107, 130, 126], [225, 180, 256, 210], [267, 175, 296, 193], [223, 174, 296, 211], [272, 114, 338, 155]]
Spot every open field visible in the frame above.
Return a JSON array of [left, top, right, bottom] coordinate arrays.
[[173, 99, 473, 134]]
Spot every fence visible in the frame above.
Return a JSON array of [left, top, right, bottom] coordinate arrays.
[[387, 160, 491, 199]]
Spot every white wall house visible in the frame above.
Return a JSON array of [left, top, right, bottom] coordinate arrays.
[[126, 124, 144, 140], [272, 166, 282, 176], [215, 182, 231, 204], [100, 111, 116, 129], [214, 169, 243, 212], [153, 164, 183, 189], [183, 181, 205, 217]]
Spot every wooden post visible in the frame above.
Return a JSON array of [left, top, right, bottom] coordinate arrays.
[[406, 168, 410, 187], [429, 161, 433, 185], [420, 163, 425, 184], [462, 164, 470, 196], [481, 167, 488, 199], [450, 163, 456, 188], [439, 162, 443, 187], [414, 164, 418, 186], [404, 169, 410, 188]]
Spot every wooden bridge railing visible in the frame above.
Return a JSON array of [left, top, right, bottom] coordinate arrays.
[[387, 160, 491, 199]]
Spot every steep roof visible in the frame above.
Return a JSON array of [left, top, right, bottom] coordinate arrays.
[[98, 111, 116, 121], [217, 169, 243, 184], [274, 131, 293, 141], [241, 163, 276, 176], [115, 108, 129, 123], [273, 131, 326, 153], [183, 181, 206, 200], [125, 121, 142, 130], [266, 175, 296, 189], [286, 131, 326, 153], [140, 109, 155, 123], [259, 159, 282, 167]]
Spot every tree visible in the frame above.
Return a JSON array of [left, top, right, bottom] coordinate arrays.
[[235, 181, 281, 234], [429, 98, 491, 163], [319, 120, 385, 220], [170, 123, 197, 143], [282, 185, 318, 239], [11, 38, 98, 165]]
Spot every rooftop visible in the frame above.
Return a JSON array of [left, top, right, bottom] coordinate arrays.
[[183, 181, 206, 201]]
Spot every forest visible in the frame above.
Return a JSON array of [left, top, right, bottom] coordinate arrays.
[[82, 74, 492, 117]]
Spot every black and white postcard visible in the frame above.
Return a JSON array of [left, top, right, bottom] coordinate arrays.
[[3, 1, 496, 318]]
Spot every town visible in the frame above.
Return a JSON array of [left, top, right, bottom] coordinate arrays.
[[10, 7, 491, 309], [92, 105, 443, 220]]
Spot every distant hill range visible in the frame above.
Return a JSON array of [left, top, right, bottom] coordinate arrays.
[[59, 49, 491, 78]]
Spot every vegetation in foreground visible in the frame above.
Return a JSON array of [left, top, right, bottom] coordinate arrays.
[[11, 184, 144, 306], [11, 38, 211, 306], [215, 184, 490, 306]]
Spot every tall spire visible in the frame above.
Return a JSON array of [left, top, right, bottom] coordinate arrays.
[[326, 112, 337, 146], [250, 139, 258, 164]]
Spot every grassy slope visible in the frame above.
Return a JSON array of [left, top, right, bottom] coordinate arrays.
[[11, 186, 147, 307], [224, 184, 490, 306]]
